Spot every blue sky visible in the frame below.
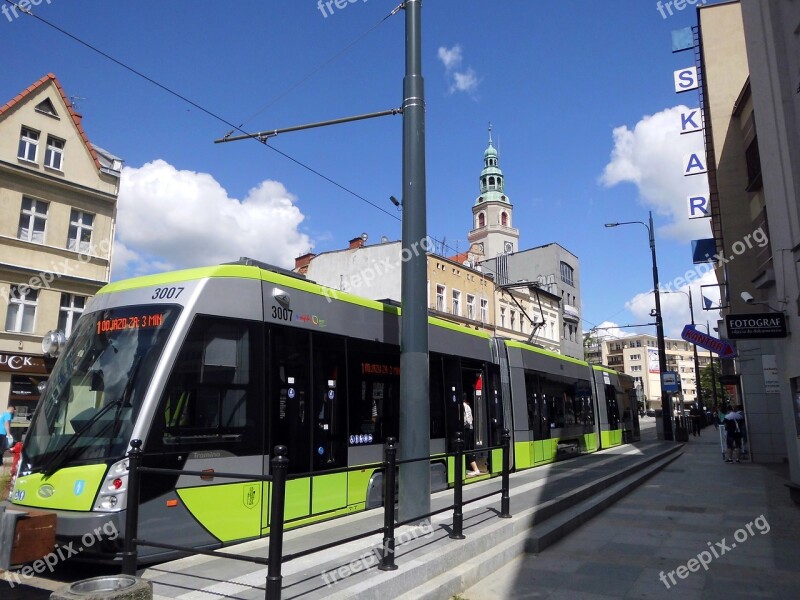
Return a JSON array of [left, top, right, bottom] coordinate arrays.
[[2, 0, 724, 339]]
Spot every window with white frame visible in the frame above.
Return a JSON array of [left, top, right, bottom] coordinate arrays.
[[58, 294, 86, 337], [67, 209, 94, 252], [452, 290, 461, 316], [5, 285, 38, 333], [436, 285, 445, 312], [466, 294, 475, 320], [560, 261, 574, 286], [18, 127, 39, 162], [480, 298, 488, 323], [44, 136, 65, 170], [17, 197, 48, 244]]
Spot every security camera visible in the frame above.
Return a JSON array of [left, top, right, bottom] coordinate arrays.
[[741, 291, 754, 304]]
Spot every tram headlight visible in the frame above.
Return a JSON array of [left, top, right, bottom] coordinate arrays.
[[93, 458, 129, 512]]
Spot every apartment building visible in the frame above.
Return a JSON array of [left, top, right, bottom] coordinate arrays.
[[0, 74, 121, 435]]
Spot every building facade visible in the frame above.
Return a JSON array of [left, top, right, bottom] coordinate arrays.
[[696, 1, 788, 465], [735, 0, 800, 491], [478, 243, 582, 359], [0, 74, 121, 437], [587, 333, 707, 413]]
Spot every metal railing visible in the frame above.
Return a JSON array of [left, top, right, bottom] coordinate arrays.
[[121, 429, 512, 599]]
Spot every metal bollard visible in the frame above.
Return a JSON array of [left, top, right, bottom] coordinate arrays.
[[379, 437, 398, 571], [266, 446, 289, 600], [450, 431, 465, 539], [121, 439, 143, 576], [499, 429, 511, 518]]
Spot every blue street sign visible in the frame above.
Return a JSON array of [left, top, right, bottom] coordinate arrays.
[[681, 325, 737, 358], [661, 371, 681, 393]]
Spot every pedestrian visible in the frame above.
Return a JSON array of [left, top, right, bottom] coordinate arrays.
[[462, 397, 481, 476], [736, 405, 749, 459], [723, 406, 743, 463], [0, 405, 15, 456], [690, 405, 702, 437]]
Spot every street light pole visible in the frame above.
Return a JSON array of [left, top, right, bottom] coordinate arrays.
[[664, 290, 703, 414], [605, 211, 673, 441]]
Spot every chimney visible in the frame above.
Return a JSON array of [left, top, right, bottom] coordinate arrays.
[[349, 236, 365, 249], [294, 252, 315, 274]]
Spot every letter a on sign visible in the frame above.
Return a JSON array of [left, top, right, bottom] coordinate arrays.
[[684, 153, 707, 176], [674, 67, 699, 93]]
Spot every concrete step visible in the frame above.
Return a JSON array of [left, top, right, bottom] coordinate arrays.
[[143, 441, 682, 600]]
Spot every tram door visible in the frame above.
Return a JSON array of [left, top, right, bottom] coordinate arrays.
[[461, 364, 488, 472], [605, 385, 621, 431], [269, 327, 312, 522]]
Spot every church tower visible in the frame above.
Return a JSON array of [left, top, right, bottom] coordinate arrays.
[[467, 125, 520, 257]]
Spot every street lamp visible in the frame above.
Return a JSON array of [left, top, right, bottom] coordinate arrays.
[[605, 211, 673, 441], [663, 290, 703, 415]]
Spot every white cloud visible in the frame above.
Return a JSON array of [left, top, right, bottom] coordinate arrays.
[[600, 106, 712, 243], [437, 44, 480, 95], [626, 268, 721, 338], [113, 160, 312, 280], [589, 321, 636, 340], [437, 45, 463, 70]]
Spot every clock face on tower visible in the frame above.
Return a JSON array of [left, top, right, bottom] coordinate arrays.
[[504, 242, 513, 254]]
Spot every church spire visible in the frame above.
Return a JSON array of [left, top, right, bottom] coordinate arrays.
[[468, 124, 520, 257]]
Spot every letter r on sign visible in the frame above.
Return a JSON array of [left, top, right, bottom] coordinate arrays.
[[688, 195, 709, 218]]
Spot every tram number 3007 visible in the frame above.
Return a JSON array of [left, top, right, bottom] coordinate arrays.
[[151, 287, 184, 300], [271, 305, 293, 321]]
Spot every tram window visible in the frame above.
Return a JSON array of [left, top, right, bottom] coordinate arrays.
[[159, 317, 259, 450], [348, 339, 399, 445]]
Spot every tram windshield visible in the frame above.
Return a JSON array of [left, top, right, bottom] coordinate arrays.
[[23, 304, 181, 473]]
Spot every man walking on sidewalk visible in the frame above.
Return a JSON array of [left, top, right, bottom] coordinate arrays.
[[724, 406, 743, 463]]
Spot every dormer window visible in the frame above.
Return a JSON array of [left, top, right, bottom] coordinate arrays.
[[35, 98, 59, 118]]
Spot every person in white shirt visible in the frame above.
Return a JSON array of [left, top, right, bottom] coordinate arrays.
[[463, 398, 481, 475]]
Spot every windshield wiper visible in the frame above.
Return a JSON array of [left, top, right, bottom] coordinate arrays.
[[40, 399, 122, 479]]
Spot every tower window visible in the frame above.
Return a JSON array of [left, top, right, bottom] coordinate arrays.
[[501, 212, 508, 226], [489, 176, 495, 187], [478, 213, 485, 228]]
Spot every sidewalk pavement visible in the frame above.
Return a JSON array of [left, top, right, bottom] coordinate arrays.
[[462, 427, 800, 600]]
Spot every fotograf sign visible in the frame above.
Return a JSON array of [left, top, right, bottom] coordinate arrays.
[[725, 313, 788, 339]]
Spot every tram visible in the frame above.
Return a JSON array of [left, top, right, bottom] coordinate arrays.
[[5, 259, 638, 562]]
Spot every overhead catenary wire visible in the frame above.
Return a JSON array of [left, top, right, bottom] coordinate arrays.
[[1, 0, 500, 265]]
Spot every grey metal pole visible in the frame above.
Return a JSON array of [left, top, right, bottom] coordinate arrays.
[[688, 293, 703, 409], [649, 212, 673, 441], [398, 0, 431, 522]]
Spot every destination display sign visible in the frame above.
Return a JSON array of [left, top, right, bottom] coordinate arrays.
[[725, 313, 788, 340]]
